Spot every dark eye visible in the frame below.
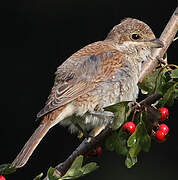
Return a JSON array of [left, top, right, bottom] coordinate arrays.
[[131, 33, 140, 40]]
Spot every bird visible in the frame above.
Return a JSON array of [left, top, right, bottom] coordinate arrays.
[[11, 18, 163, 168]]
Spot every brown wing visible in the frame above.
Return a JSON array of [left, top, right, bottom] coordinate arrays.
[[37, 41, 123, 118]]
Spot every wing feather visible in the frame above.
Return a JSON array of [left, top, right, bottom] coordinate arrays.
[[37, 41, 123, 118]]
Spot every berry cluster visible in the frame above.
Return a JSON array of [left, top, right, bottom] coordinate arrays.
[[154, 124, 169, 142], [153, 107, 169, 142], [87, 107, 169, 159], [121, 107, 169, 142]]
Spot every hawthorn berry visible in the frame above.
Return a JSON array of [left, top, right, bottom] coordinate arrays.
[[158, 124, 169, 135], [96, 146, 102, 157], [0, 176, 6, 180], [122, 121, 136, 135], [158, 107, 169, 121], [87, 146, 102, 157], [155, 130, 166, 142]]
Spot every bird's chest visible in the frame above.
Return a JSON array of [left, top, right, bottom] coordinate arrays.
[[98, 66, 139, 107], [74, 65, 139, 115]]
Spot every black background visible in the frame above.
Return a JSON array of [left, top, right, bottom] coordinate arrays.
[[0, 0, 178, 180]]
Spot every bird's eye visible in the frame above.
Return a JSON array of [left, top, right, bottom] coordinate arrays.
[[131, 33, 140, 40]]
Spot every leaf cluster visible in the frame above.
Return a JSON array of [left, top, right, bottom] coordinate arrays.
[[138, 65, 178, 107], [105, 111, 151, 168], [46, 155, 98, 180]]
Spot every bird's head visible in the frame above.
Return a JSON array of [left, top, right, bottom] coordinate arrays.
[[106, 18, 163, 51]]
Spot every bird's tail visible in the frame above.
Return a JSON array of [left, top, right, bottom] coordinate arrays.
[[11, 119, 53, 168]]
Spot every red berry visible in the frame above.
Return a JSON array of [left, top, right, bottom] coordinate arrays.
[[0, 176, 6, 180], [155, 130, 166, 142], [87, 149, 95, 156], [122, 121, 136, 135], [158, 124, 169, 135], [96, 146, 102, 157], [87, 146, 102, 157], [158, 107, 169, 121]]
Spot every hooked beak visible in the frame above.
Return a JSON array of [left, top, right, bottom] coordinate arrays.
[[147, 39, 164, 48]]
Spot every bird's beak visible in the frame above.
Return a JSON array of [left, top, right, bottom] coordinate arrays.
[[147, 39, 164, 48], [121, 39, 164, 49]]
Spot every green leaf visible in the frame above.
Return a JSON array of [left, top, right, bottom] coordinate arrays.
[[175, 86, 178, 99], [156, 70, 170, 94], [0, 163, 16, 175], [105, 132, 118, 151], [62, 155, 98, 180], [115, 130, 129, 156], [125, 114, 151, 168], [105, 130, 129, 156], [171, 69, 178, 78], [127, 123, 142, 161], [141, 134, 151, 152], [127, 121, 142, 148], [127, 134, 137, 148], [128, 141, 141, 158], [105, 101, 131, 130], [127, 119, 151, 152], [138, 68, 169, 95], [47, 167, 59, 180], [158, 82, 178, 107], [62, 156, 83, 179], [62, 172, 83, 180], [68, 155, 83, 171], [138, 69, 160, 94], [33, 173, 43, 180], [81, 162, 99, 175], [125, 154, 137, 168]]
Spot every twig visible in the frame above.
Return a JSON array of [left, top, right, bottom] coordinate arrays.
[[52, 128, 112, 178], [43, 7, 178, 180], [132, 93, 161, 111]]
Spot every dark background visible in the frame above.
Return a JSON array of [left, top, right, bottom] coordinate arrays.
[[0, 0, 178, 180]]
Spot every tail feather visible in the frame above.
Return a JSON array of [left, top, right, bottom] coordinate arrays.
[[11, 120, 53, 168], [11, 104, 69, 168]]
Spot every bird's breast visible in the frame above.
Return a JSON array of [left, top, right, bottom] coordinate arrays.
[[74, 64, 139, 116]]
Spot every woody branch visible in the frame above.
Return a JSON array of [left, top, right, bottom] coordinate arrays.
[[43, 6, 178, 180]]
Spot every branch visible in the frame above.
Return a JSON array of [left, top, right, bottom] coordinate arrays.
[[42, 93, 161, 180], [51, 128, 112, 178], [139, 6, 178, 82], [43, 7, 178, 180]]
